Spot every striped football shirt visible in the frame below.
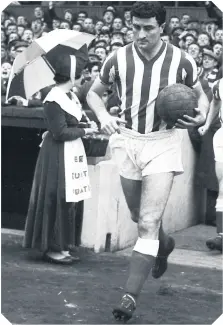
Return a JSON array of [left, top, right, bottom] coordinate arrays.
[[99, 41, 199, 134]]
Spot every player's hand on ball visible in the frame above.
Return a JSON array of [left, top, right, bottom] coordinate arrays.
[[175, 107, 206, 129], [99, 112, 126, 135], [198, 125, 209, 136]]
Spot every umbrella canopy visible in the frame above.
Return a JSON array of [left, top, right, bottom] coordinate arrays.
[[6, 30, 95, 101]]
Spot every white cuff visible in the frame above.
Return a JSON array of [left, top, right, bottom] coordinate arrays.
[[133, 237, 159, 257]]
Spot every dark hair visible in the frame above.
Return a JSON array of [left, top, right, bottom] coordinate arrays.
[[78, 11, 88, 18], [60, 19, 71, 28], [169, 15, 180, 21], [188, 18, 199, 24], [6, 23, 17, 29], [131, 1, 166, 26], [53, 73, 70, 84], [188, 42, 200, 49], [213, 41, 223, 47], [103, 9, 115, 16], [87, 61, 101, 73], [95, 45, 107, 52]]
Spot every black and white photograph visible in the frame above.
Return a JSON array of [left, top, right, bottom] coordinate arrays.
[[1, 1, 223, 324]]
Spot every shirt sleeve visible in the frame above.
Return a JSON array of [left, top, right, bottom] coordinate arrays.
[[99, 52, 116, 86], [183, 53, 199, 89]]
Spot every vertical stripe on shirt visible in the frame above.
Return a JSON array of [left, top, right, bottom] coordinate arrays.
[[117, 46, 127, 114], [125, 44, 136, 129]]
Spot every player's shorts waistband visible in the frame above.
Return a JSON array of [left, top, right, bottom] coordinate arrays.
[[119, 126, 176, 140]]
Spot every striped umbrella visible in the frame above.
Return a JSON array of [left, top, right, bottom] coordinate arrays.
[[6, 30, 95, 100]]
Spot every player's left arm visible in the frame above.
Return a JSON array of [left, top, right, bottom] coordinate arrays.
[[175, 54, 209, 129]]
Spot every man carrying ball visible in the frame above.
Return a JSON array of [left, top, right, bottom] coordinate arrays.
[[199, 78, 223, 253], [87, 1, 209, 321]]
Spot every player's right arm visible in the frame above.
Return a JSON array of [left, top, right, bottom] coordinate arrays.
[[87, 53, 125, 135], [198, 80, 222, 136]]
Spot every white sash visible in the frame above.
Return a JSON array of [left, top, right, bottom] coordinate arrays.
[[43, 87, 91, 202]]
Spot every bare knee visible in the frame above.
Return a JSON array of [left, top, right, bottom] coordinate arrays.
[[138, 217, 160, 239]]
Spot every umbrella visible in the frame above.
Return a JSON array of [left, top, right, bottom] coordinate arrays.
[[6, 30, 95, 101]]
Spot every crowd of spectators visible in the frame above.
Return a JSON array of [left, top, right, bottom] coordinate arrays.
[[1, 1, 223, 110]]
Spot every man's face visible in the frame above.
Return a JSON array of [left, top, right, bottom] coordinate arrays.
[[6, 25, 17, 35], [121, 27, 128, 34], [95, 21, 104, 33], [1, 30, 6, 42], [17, 16, 26, 26], [215, 29, 223, 43], [95, 47, 107, 62], [17, 26, 25, 37], [213, 43, 223, 57], [4, 19, 11, 28], [31, 20, 42, 33], [91, 65, 100, 80], [202, 55, 217, 70], [1, 62, 12, 79], [103, 11, 114, 24], [132, 16, 163, 51], [198, 34, 210, 47], [124, 11, 131, 21], [8, 32, 19, 43], [187, 21, 199, 30], [78, 13, 87, 22], [185, 35, 194, 47], [22, 30, 33, 43], [188, 44, 200, 59], [180, 14, 190, 25], [60, 22, 70, 30], [111, 34, 123, 43], [125, 29, 134, 43], [113, 18, 123, 31], [99, 34, 110, 44], [34, 7, 43, 19], [52, 19, 60, 30], [72, 24, 81, 31], [64, 12, 72, 22], [9, 46, 16, 60], [83, 18, 93, 30], [169, 17, 180, 30], [1, 47, 7, 59]]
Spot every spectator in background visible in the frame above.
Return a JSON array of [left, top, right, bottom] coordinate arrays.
[[111, 31, 124, 44], [103, 9, 115, 28], [60, 19, 71, 29], [77, 11, 88, 22], [94, 39, 107, 49], [8, 32, 19, 44], [33, 6, 45, 20], [183, 33, 197, 49], [197, 32, 211, 49], [121, 26, 128, 35], [186, 27, 199, 39], [1, 43, 8, 61], [8, 41, 17, 64], [95, 20, 104, 35], [83, 18, 94, 33], [188, 42, 202, 67], [72, 23, 82, 32], [199, 48, 219, 101], [52, 18, 61, 30], [123, 8, 132, 29], [31, 18, 43, 39], [88, 53, 101, 63], [213, 42, 223, 60], [1, 61, 12, 95], [187, 18, 200, 31], [98, 30, 111, 44], [1, 29, 7, 43], [180, 13, 191, 29], [64, 9, 73, 24], [125, 28, 134, 44], [4, 19, 13, 29], [17, 24, 25, 37], [22, 28, 34, 44], [5, 23, 17, 36], [17, 15, 28, 26], [167, 16, 180, 33], [214, 29, 223, 43], [95, 46, 107, 63], [112, 17, 123, 32]]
